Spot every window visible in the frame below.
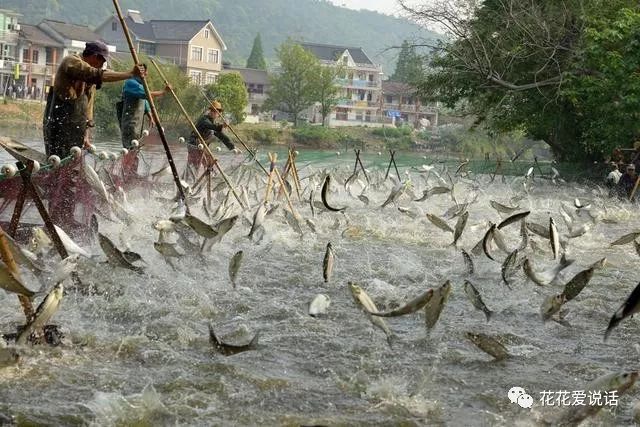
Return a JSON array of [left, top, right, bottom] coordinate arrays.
[[251, 104, 259, 115], [22, 49, 29, 63], [191, 46, 203, 61], [189, 70, 202, 85], [206, 72, 216, 84], [386, 95, 393, 103], [365, 111, 372, 122], [139, 42, 156, 56], [32, 50, 39, 64], [356, 110, 363, 121], [342, 56, 348, 65], [256, 84, 264, 94], [207, 48, 218, 64], [336, 107, 348, 121], [204, 29, 210, 39], [112, 22, 117, 31]]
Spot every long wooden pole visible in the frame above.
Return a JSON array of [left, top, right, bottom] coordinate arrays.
[[112, 0, 187, 208], [148, 59, 245, 210], [630, 176, 640, 201], [198, 87, 269, 176]]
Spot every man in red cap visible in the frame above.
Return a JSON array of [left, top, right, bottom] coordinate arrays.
[[43, 40, 143, 157]]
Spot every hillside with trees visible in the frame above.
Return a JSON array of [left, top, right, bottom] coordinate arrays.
[[2, 0, 438, 75]]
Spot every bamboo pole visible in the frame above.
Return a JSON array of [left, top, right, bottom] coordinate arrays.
[[0, 226, 33, 321], [273, 167, 300, 221], [198, 87, 269, 176], [111, 0, 188, 208], [149, 59, 245, 209], [288, 149, 302, 200], [630, 176, 640, 201]]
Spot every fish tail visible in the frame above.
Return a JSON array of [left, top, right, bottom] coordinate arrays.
[[386, 333, 396, 349], [604, 315, 621, 341]]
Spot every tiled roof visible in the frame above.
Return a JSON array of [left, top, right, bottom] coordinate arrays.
[[382, 80, 416, 96], [222, 66, 268, 85], [150, 20, 209, 41], [19, 24, 62, 47], [125, 17, 155, 41], [300, 42, 373, 65], [40, 19, 102, 42]]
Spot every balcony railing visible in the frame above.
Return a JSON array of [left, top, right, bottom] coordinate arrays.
[[383, 103, 438, 114], [0, 30, 18, 44], [335, 78, 380, 89], [336, 99, 380, 109]]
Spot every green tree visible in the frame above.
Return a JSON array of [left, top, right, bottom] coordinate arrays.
[[205, 72, 249, 124], [400, 0, 640, 161], [313, 64, 343, 126], [264, 40, 320, 126], [246, 33, 267, 70], [391, 40, 423, 84]]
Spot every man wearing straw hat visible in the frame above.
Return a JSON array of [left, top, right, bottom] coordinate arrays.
[[43, 41, 143, 158], [187, 100, 235, 170]]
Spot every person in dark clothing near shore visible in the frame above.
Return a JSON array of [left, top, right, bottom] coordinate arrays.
[[43, 40, 142, 158], [186, 100, 235, 172], [617, 163, 639, 200]]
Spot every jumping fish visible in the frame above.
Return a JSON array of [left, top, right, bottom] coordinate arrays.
[[183, 213, 218, 239], [228, 250, 243, 288], [482, 223, 497, 261], [497, 211, 530, 230], [610, 231, 640, 246], [98, 233, 144, 274], [426, 213, 453, 233], [349, 282, 394, 347], [489, 200, 519, 214], [561, 267, 595, 302], [549, 217, 560, 260], [465, 332, 509, 360], [461, 249, 474, 276], [0, 261, 36, 297], [526, 221, 550, 239], [605, 281, 640, 341], [540, 294, 566, 321], [16, 282, 64, 345], [248, 203, 267, 239], [53, 225, 91, 258], [323, 242, 335, 283], [452, 211, 469, 246], [321, 175, 346, 212], [368, 289, 434, 317], [501, 249, 519, 289], [424, 281, 451, 331], [463, 280, 493, 321]]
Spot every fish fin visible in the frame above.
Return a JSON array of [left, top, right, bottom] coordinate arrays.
[[604, 314, 622, 341], [485, 310, 493, 322], [386, 333, 396, 349]]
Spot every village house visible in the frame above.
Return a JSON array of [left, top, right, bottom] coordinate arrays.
[[221, 64, 269, 123], [0, 9, 21, 95], [301, 42, 384, 127], [96, 10, 226, 85], [381, 80, 438, 129]]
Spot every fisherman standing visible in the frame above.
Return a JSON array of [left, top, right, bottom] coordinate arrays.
[[43, 40, 142, 158], [617, 163, 638, 200], [187, 101, 235, 173], [118, 63, 170, 149]]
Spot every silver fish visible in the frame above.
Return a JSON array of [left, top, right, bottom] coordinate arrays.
[[526, 221, 550, 239], [309, 189, 316, 218], [549, 217, 560, 260], [497, 211, 530, 229], [424, 280, 451, 331], [321, 175, 346, 212], [323, 242, 334, 283], [561, 267, 595, 302], [208, 324, 259, 356], [248, 204, 267, 239], [605, 281, 640, 341], [183, 213, 218, 239], [53, 225, 91, 258], [368, 289, 434, 317], [465, 332, 509, 360], [452, 211, 469, 246], [501, 249, 519, 289], [461, 249, 474, 276], [522, 258, 546, 286], [589, 257, 607, 270], [153, 242, 184, 258], [464, 280, 493, 321], [202, 215, 239, 251], [490, 200, 519, 214], [16, 282, 63, 345], [0, 261, 36, 297], [517, 220, 529, 251], [610, 231, 640, 246], [482, 223, 497, 261], [492, 227, 510, 253], [309, 294, 331, 317], [426, 213, 453, 233], [349, 282, 394, 347], [228, 250, 243, 288], [98, 233, 144, 274]]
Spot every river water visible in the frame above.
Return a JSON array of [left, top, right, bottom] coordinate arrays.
[[0, 129, 639, 426]]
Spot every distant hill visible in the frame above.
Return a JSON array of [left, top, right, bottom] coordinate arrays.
[[1, 0, 438, 75]]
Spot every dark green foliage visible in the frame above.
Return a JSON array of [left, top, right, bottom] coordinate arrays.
[[390, 40, 423, 84], [371, 126, 412, 138], [293, 125, 340, 143], [204, 72, 248, 124], [246, 33, 267, 70]]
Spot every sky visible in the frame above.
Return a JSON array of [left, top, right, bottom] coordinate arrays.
[[327, 0, 404, 16]]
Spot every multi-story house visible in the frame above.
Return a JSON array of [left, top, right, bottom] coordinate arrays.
[[0, 9, 21, 94], [16, 24, 63, 99], [96, 10, 226, 85], [301, 42, 384, 127], [221, 65, 269, 123], [381, 81, 438, 128]]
